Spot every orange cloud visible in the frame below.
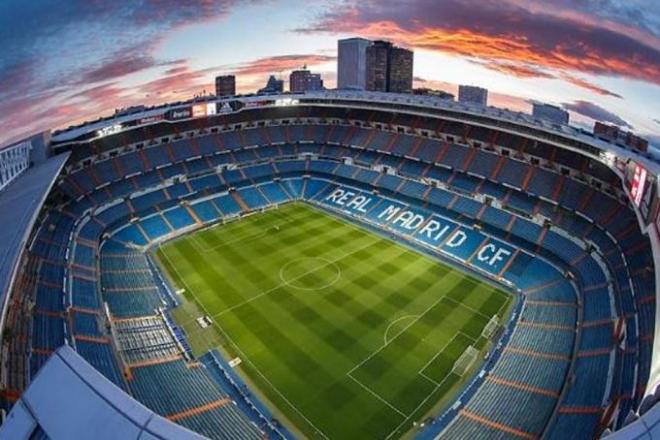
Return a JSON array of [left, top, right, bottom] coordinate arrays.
[[233, 54, 336, 76], [300, 1, 660, 90]]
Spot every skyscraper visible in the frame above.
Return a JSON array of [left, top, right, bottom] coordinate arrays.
[[389, 47, 414, 93], [458, 85, 488, 106], [337, 38, 371, 90], [365, 40, 413, 93], [215, 75, 236, 97], [289, 68, 324, 93], [366, 41, 392, 92]]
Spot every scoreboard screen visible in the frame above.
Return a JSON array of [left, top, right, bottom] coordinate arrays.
[[630, 164, 648, 207], [625, 160, 657, 223]]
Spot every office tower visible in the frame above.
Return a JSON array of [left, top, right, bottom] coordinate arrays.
[[365, 40, 413, 93], [337, 37, 371, 90]]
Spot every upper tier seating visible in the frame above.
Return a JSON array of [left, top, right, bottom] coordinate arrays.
[[8, 123, 653, 440]]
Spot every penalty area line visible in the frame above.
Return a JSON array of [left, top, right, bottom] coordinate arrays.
[[346, 372, 408, 418], [160, 249, 331, 440]]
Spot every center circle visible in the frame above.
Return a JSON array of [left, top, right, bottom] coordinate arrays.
[[279, 257, 341, 291]]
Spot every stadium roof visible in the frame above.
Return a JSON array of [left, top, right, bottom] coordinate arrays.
[[50, 90, 660, 175], [0, 152, 69, 331], [0, 346, 206, 440], [606, 403, 660, 439]]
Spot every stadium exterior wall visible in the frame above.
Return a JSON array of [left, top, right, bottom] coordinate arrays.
[[0, 346, 206, 439], [647, 221, 660, 396]]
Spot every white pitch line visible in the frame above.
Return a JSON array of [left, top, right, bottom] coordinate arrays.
[[346, 279, 459, 377], [419, 372, 442, 386], [384, 373, 454, 440], [443, 296, 492, 321], [347, 373, 408, 417], [386, 329, 481, 439], [192, 208, 304, 254], [418, 333, 460, 374], [383, 314, 418, 346], [160, 249, 331, 440], [210, 237, 379, 319]]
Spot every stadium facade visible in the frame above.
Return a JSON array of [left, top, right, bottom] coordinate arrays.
[[0, 90, 659, 439]]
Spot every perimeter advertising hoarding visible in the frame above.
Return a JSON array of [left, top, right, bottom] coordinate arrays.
[[166, 107, 192, 121], [191, 103, 218, 118], [138, 115, 163, 125]]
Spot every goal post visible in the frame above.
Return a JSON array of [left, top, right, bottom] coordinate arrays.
[[452, 346, 478, 377], [481, 315, 499, 340]]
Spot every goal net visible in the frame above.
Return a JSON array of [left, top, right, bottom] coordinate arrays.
[[452, 346, 479, 377], [481, 315, 499, 340]]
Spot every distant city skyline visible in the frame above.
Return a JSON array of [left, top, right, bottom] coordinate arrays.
[[0, 0, 658, 149]]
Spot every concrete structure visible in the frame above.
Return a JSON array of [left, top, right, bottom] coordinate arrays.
[[215, 75, 236, 97], [289, 68, 323, 93], [0, 151, 69, 342], [413, 88, 454, 100], [4, 89, 660, 439], [0, 346, 205, 440], [366, 41, 413, 93], [594, 121, 649, 153], [366, 41, 391, 92], [458, 85, 488, 106], [0, 141, 31, 191], [257, 75, 284, 94], [337, 38, 371, 90], [388, 47, 414, 93], [532, 102, 569, 125]]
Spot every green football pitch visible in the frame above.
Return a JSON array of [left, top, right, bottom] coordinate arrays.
[[155, 202, 512, 440]]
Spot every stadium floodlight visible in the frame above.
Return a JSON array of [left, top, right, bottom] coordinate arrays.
[[600, 150, 616, 166], [275, 98, 299, 106], [96, 124, 122, 138]]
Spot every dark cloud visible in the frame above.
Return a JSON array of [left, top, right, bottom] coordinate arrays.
[[0, 1, 260, 146], [81, 54, 158, 84], [559, 75, 622, 98], [562, 100, 632, 128]]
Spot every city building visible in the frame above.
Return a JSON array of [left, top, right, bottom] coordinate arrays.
[[215, 75, 236, 97], [366, 41, 391, 92], [289, 68, 324, 93], [365, 40, 413, 93], [532, 103, 569, 125], [413, 88, 455, 100], [337, 38, 371, 90], [458, 85, 488, 106], [258, 75, 284, 94], [594, 122, 649, 152], [388, 47, 414, 93]]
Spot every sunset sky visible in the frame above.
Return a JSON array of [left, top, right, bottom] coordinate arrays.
[[0, 0, 659, 149]]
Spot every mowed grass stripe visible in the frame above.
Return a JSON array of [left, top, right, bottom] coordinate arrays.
[[157, 203, 513, 440], [164, 205, 379, 319]]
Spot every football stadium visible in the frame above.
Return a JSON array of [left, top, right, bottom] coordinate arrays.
[[0, 89, 659, 440]]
